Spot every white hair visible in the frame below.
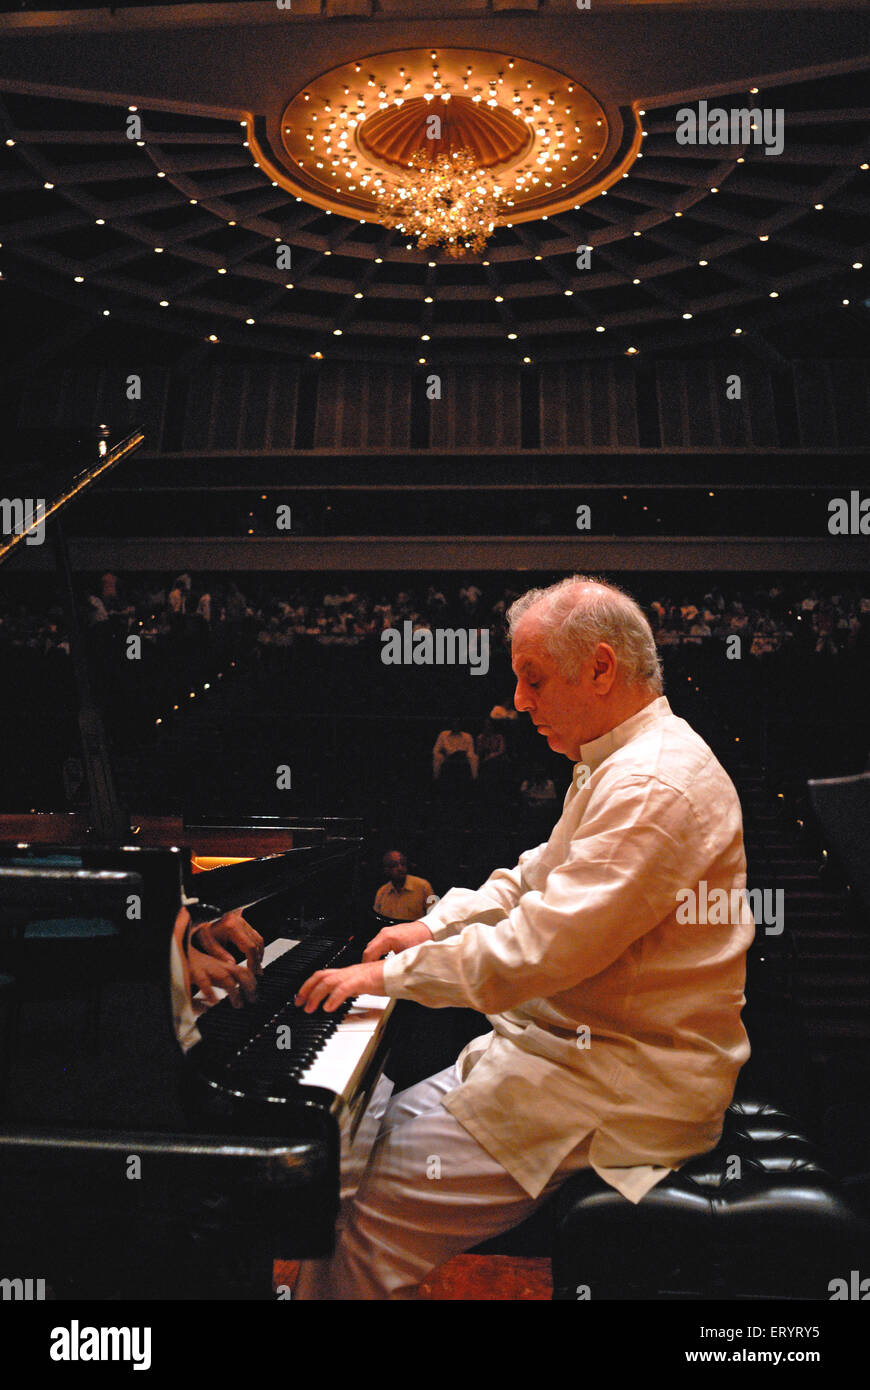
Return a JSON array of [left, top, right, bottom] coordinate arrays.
[[506, 574, 663, 694]]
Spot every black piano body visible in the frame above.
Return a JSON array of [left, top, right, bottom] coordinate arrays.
[[0, 824, 396, 1299]]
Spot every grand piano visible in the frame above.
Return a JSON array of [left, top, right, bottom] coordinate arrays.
[[0, 432, 397, 1299]]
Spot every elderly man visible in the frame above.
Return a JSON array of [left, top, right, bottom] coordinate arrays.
[[294, 576, 754, 1300], [373, 851, 434, 923]]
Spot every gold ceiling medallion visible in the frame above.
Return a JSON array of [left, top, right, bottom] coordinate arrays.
[[249, 48, 639, 254]]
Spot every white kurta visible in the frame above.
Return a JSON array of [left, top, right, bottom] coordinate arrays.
[[382, 696, 754, 1201]]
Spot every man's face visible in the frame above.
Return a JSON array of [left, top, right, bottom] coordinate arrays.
[[384, 854, 407, 886], [511, 615, 611, 759]]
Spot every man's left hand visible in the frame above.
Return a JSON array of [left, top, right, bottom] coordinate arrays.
[[295, 961, 385, 1013]]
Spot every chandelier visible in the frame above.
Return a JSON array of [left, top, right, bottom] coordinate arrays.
[[375, 147, 505, 258]]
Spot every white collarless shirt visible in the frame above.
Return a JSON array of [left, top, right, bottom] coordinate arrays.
[[382, 696, 754, 1201]]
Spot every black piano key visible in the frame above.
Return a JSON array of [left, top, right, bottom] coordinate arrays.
[[196, 934, 360, 1086]]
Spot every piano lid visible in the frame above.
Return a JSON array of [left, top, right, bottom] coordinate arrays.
[[0, 427, 144, 568]]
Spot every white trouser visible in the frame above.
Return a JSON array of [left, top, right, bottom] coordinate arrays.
[[293, 1061, 593, 1301]]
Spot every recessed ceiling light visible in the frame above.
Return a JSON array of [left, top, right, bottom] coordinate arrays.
[[699, 259, 708, 266], [682, 312, 693, 319], [421, 334, 430, 341], [853, 261, 863, 269], [626, 346, 638, 355], [733, 327, 743, 335], [355, 292, 364, 299], [759, 234, 769, 242], [333, 328, 342, 335], [74, 275, 84, 283], [769, 291, 779, 298], [523, 356, 532, 364], [508, 333, 518, 340], [159, 299, 169, 307]]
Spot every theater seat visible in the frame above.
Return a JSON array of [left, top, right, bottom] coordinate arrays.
[[549, 1096, 869, 1300]]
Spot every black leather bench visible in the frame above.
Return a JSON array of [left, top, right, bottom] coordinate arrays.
[[553, 1095, 868, 1300], [474, 1094, 869, 1300]]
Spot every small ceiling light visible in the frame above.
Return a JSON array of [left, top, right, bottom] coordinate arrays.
[[508, 332, 518, 340], [814, 203, 824, 211], [853, 261, 863, 269], [159, 299, 169, 307], [626, 346, 638, 355], [355, 292, 364, 299], [564, 289, 573, 296], [425, 295, 434, 303], [633, 278, 641, 285], [418, 357, 427, 364], [95, 218, 105, 225], [769, 290, 779, 298], [217, 267, 227, 274], [759, 234, 769, 242], [102, 309, 110, 316], [5, 138, 14, 146], [208, 334, 218, 342], [699, 259, 708, 266], [44, 181, 54, 189], [733, 327, 743, 335], [333, 328, 342, 335], [421, 333, 430, 341], [74, 275, 84, 283], [682, 312, 693, 319], [246, 317, 255, 325]]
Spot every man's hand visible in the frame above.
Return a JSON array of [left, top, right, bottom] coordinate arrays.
[[188, 946, 258, 1009], [194, 910, 265, 975], [295, 961, 385, 1014], [362, 919, 433, 961]]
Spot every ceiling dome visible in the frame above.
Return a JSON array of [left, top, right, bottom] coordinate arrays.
[[356, 95, 533, 174]]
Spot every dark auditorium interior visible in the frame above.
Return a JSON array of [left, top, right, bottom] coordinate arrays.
[[0, 0, 868, 1317]]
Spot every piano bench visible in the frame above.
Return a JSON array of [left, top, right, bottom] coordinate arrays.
[[473, 1096, 869, 1300]]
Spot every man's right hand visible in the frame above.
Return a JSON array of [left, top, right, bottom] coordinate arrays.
[[362, 920, 434, 961]]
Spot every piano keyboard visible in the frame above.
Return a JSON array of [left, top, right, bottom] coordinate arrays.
[[194, 935, 393, 1111]]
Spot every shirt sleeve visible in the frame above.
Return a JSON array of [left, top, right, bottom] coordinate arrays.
[[419, 838, 554, 941], [382, 774, 713, 1012]]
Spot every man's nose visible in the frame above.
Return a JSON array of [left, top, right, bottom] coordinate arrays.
[[514, 681, 533, 713]]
